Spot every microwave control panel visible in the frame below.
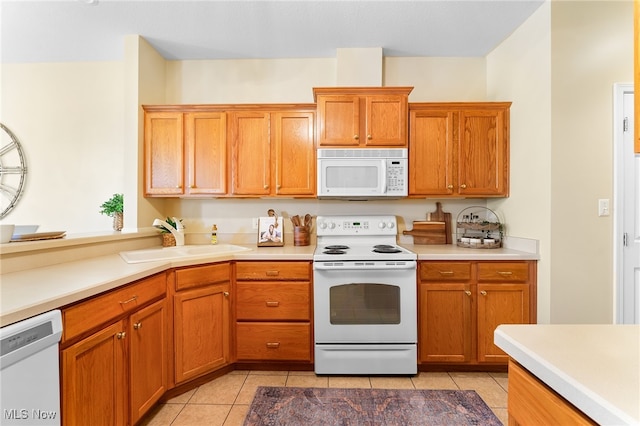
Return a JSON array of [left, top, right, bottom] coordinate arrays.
[[386, 159, 407, 194]]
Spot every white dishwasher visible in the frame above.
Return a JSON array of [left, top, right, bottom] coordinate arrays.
[[1, 310, 63, 425]]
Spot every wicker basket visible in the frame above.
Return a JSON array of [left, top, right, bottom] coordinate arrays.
[[162, 233, 176, 247], [456, 207, 502, 249]]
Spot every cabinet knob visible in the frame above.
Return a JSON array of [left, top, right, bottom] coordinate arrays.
[[480, 290, 487, 296], [264, 185, 269, 189], [447, 184, 454, 189], [353, 135, 359, 140], [116, 331, 126, 340], [133, 322, 142, 330], [460, 184, 467, 189], [223, 291, 229, 297], [367, 134, 372, 140], [465, 290, 471, 296]]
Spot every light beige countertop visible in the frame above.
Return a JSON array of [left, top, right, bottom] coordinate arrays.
[[1, 234, 537, 327], [495, 324, 640, 425]]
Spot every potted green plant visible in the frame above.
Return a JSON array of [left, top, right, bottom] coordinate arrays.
[[99, 193, 124, 231]]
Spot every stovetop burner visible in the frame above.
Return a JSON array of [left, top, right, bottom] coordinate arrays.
[[325, 245, 350, 250], [323, 249, 347, 255], [372, 244, 402, 254]]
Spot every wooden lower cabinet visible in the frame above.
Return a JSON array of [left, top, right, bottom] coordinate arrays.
[[418, 260, 535, 367], [508, 360, 597, 425], [62, 321, 127, 426], [235, 261, 313, 363], [129, 300, 169, 424], [172, 263, 231, 384], [60, 273, 168, 425]]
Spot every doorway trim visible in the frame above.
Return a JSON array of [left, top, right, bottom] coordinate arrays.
[[613, 82, 634, 323]]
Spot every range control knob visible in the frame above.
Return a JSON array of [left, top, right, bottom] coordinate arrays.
[[319, 222, 327, 230], [378, 222, 386, 229], [387, 222, 395, 229], [327, 222, 336, 230]]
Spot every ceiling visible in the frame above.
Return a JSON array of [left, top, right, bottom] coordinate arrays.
[[1, 0, 545, 64]]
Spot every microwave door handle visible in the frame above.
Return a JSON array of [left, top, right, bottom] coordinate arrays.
[[381, 159, 387, 193]]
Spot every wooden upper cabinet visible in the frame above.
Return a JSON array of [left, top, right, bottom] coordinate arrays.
[[314, 87, 412, 147], [143, 107, 227, 196], [458, 107, 509, 196], [229, 111, 271, 196], [144, 111, 184, 195], [272, 111, 316, 196], [185, 112, 227, 195], [229, 108, 315, 197], [409, 103, 510, 198]]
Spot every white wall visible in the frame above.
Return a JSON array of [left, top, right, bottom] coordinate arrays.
[[548, 0, 633, 323], [486, 2, 552, 322]]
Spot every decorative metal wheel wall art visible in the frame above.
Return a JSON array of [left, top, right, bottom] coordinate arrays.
[[0, 123, 27, 219]]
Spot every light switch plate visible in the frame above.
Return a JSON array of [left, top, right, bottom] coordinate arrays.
[[598, 199, 610, 216]]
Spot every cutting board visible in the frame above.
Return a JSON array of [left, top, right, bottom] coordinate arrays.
[[426, 202, 452, 244], [403, 222, 446, 244]]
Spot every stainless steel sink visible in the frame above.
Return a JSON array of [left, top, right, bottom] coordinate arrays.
[[119, 244, 251, 264]]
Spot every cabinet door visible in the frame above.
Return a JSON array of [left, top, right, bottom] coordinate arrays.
[[458, 108, 509, 196], [144, 112, 184, 195], [62, 321, 126, 426], [477, 283, 529, 363], [365, 95, 408, 147], [129, 299, 168, 424], [409, 109, 456, 196], [185, 112, 227, 195], [272, 111, 316, 196], [173, 283, 230, 383], [316, 95, 360, 146], [419, 283, 472, 363], [230, 112, 271, 195]]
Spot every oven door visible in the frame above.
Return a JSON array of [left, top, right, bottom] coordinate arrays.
[[313, 261, 417, 344]]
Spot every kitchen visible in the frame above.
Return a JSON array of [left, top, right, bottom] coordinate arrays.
[[1, 1, 638, 425]]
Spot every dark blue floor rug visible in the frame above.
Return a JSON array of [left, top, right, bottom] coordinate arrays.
[[243, 386, 502, 426]]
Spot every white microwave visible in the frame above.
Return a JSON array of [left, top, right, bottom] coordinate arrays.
[[317, 148, 408, 199]]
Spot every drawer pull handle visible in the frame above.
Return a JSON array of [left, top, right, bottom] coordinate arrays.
[[116, 331, 126, 340], [266, 301, 280, 307], [497, 271, 513, 276], [465, 290, 471, 296], [480, 290, 487, 296], [266, 342, 280, 349], [120, 296, 138, 305], [133, 322, 142, 330], [266, 270, 280, 277], [439, 271, 454, 275]]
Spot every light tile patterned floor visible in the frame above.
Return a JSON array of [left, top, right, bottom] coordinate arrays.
[[140, 370, 509, 425]]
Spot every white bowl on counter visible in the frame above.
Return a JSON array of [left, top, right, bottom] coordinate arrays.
[[0, 224, 15, 243]]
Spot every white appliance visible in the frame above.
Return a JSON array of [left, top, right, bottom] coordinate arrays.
[[316, 148, 408, 199], [1, 310, 63, 425], [313, 215, 417, 375]]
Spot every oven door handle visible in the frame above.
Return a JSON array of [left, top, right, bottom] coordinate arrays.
[[314, 261, 416, 271]]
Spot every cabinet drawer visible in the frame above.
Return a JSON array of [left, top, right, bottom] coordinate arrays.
[[236, 282, 310, 320], [175, 263, 230, 291], [478, 262, 530, 283], [63, 273, 166, 342], [236, 322, 311, 361], [420, 262, 472, 281], [236, 261, 311, 281]]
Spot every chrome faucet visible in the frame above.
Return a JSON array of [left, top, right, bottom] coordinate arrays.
[[153, 217, 185, 246]]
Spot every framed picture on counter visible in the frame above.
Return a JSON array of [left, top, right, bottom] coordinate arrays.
[[257, 216, 284, 247]]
